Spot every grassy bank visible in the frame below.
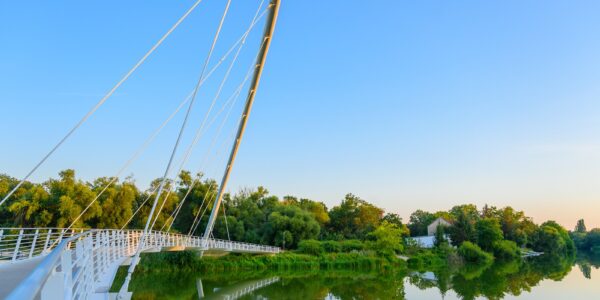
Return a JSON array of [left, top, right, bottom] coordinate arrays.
[[137, 251, 403, 273], [110, 251, 405, 292]]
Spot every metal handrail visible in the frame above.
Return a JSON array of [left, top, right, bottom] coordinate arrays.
[[6, 230, 89, 300]]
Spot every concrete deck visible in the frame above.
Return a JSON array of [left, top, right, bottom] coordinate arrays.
[[0, 256, 44, 298]]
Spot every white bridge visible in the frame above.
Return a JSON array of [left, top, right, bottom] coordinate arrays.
[[0, 228, 279, 299], [0, 0, 281, 298]]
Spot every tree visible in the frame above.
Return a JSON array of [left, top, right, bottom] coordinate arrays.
[[47, 169, 100, 228], [532, 221, 575, 255], [496, 206, 530, 247], [262, 205, 320, 248], [91, 178, 137, 229], [407, 210, 436, 237], [583, 228, 600, 252], [448, 208, 477, 246], [575, 219, 587, 233], [299, 198, 330, 228], [367, 221, 405, 257], [475, 218, 504, 252], [328, 194, 383, 239], [434, 223, 448, 248]]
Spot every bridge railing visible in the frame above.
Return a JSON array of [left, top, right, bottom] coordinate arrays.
[[3, 228, 279, 300], [6, 229, 145, 300], [0, 228, 85, 262]]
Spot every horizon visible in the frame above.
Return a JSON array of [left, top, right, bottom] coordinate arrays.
[[2, 1, 600, 230]]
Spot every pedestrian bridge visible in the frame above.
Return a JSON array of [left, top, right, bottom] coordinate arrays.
[[0, 228, 280, 299], [0, 0, 281, 298]]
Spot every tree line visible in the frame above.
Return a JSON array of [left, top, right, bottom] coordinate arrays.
[[0, 170, 406, 250], [571, 219, 600, 255], [406, 204, 577, 259], [0, 169, 589, 257]]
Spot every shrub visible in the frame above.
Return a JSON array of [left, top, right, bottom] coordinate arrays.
[[298, 239, 323, 255], [492, 240, 520, 259], [340, 240, 365, 252], [322, 240, 342, 253], [458, 241, 494, 264]]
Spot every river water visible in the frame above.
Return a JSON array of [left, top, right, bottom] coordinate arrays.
[[128, 254, 600, 299]]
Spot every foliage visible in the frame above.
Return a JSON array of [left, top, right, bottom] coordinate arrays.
[[447, 208, 476, 246], [407, 210, 436, 237], [0, 169, 583, 260], [366, 221, 407, 257], [458, 241, 494, 264], [531, 221, 575, 255], [575, 219, 587, 233], [586, 229, 600, 249], [475, 218, 504, 252], [492, 240, 520, 259], [434, 223, 448, 248], [327, 194, 384, 240], [298, 240, 324, 255], [134, 251, 402, 274]]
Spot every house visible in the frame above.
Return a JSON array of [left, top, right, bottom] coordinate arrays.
[[405, 217, 453, 249], [427, 217, 452, 236]]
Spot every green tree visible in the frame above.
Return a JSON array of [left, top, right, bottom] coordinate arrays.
[[583, 228, 600, 252], [575, 219, 587, 233], [407, 209, 436, 237], [328, 193, 383, 239], [367, 221, 405, 257], [448, 208, 477, 246], [532, 221, 575, 255], [48, 169, 100, 228], [262, 205, 320, 248], [91, 178, 137, 229], [434, 223, 448, 248], [475, 218, 504, 252]]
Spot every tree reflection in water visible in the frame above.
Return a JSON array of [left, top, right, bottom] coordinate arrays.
[[128, 254, 599, 300]]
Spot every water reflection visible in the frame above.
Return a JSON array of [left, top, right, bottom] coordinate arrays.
[[197, 277, 280, 300], [128, 254, 600, 299]]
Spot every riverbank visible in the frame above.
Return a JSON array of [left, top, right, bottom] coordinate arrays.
[[141, 251, 403, 272], [110, 250, 405, 292]]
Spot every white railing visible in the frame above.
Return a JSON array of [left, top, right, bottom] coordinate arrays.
[[0, 228, 85, 262], [2, 228, 279, 300]]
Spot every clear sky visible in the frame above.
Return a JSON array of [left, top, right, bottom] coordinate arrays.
[[1, 1, 599, 229]]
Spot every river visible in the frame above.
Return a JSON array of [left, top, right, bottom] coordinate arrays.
[[127, 254, 600, 299]]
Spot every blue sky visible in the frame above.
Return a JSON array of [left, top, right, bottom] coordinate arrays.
[[1, 1, 600, 228]]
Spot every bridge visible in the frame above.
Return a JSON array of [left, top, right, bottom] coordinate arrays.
[[0, 228, 279, 299], [0, 0, 281, 299]]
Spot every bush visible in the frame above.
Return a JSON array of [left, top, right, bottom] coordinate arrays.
[[298, 239, 323, 255], [322, 240, 342, 253], [492, 240, 520, 259], [340, 240, 365, 252], [458, 241, 494, 264]]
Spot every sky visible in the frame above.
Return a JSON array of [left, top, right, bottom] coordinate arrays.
[[1, 1, 600, 229]]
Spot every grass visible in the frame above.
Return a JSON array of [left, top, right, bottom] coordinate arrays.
[[109, 250, 405, 292]]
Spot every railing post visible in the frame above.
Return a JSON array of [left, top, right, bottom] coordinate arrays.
[[29, 229, 40, 258], [42, 229, 52, 253], [103, 231, 108, 269], [86, 236, 95, 297], [12, 229, 24, 261], [62, 249, 73, 300], [57, 228, 65, 246], [119, 231, 125, 257]]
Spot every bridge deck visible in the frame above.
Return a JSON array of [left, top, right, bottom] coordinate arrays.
[[0, 257, 44, 298]]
